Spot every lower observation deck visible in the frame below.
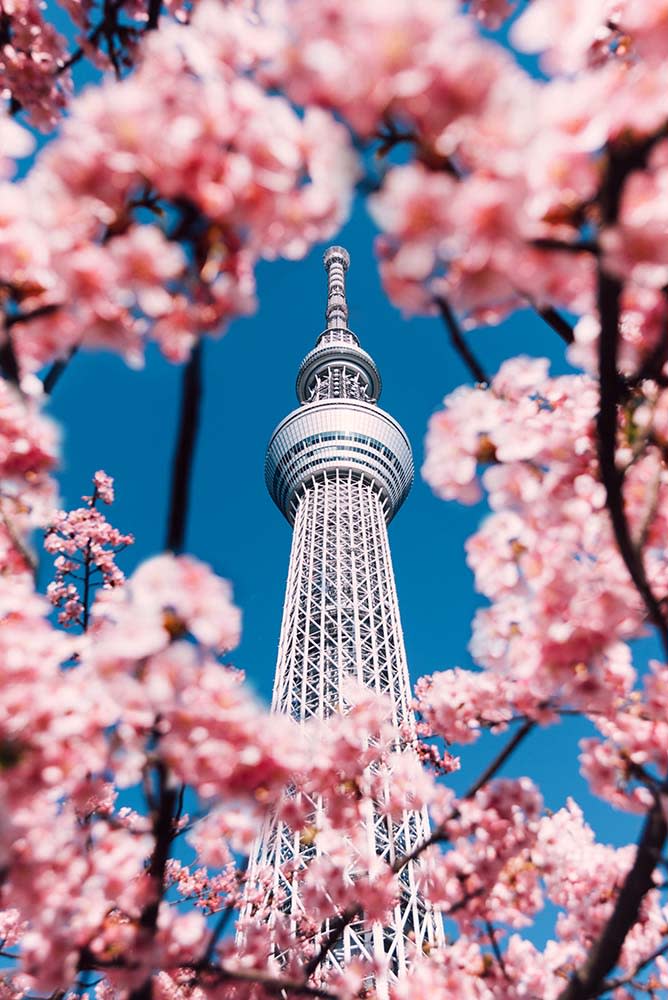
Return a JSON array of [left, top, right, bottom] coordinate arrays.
[[265, 399, 414, 523]]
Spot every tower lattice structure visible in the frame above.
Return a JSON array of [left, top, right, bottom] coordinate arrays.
[[247, 247, 442, 990]]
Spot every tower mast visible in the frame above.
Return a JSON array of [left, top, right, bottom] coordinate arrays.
[[246, 247, 442, 990]]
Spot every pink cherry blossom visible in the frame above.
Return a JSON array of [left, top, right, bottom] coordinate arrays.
[[45, 471, 133, 629]]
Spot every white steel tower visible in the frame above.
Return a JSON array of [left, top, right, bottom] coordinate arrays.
[[248, 247, 441, 989]]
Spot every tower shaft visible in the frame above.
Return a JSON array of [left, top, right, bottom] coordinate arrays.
[[274, 471, 410, 724]]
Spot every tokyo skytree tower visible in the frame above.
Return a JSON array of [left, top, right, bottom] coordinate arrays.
[[247, 246, 442, 989]]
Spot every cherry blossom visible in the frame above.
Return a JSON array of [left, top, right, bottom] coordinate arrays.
[[45, 471, 133, 628]]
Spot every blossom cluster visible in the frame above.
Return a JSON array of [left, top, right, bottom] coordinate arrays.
[[45, 471, 134, 628]]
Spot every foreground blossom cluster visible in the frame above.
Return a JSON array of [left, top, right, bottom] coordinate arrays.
[[1, 1, 668, 1000]]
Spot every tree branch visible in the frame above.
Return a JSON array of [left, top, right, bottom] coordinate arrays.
[[557, 798, 667, 1000], [201, 964, 338, 999], [303, 907, 361, 978], [485, 919, 510, 982], [126, 761, 178, 1000], [0, 331, 20, 387], [534, 305, 575, 345], [146, 0, 161, 30], [463, 719, 535, 799], [557, 134, 668, 1000], [594, 144, 668, 657], [166, 341, 203, 554], [43, 346, 78, 396], [435, 296, 489, 385]]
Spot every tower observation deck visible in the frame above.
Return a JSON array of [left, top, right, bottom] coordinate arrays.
[[246, 247, 442, 992]]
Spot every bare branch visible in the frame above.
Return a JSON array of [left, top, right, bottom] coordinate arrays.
[[166, 341, 203, 554], [43, 346, 78, 396], [485, 920, 511, 982], [146, 0, 162, 30], [201, 963, 338, 999], [532, 238, 599, 257], [534, 305, 575, 345], [0, 332, 20, 387], [435, 295, 489, 385], [464, 719, 535, 800]]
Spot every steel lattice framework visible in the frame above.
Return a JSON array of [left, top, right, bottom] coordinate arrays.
[[244, 247, 443, 994]]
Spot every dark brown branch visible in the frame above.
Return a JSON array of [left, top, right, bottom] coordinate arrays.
[[0, 331, 20, 386], [166, 341, 203, 554], [557, 134, 668, 1000], [127, 761, 178, 1000], [6, 302, 61, 329], [303, 907, 361, 978], [56, 0, 132, 76], [201, 964, 338, 999], [43, 346, 78, 396], [597, 939, 668, 995], [464, 719, 535, 800], [146, 0, 161, 30], [81, 539, 93, 632], [141, 761, 178, 932], [535, 305, 575, 345], [557, 799, 667, 1000], [485, 920, 510, 982], [197, 859, 249, 969], [435, 295, 489, 385], [532, 238, 599, 256], [594, 149, 668, 657]]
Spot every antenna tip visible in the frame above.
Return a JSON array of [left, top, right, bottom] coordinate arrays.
[[323, 246, 350, 271]]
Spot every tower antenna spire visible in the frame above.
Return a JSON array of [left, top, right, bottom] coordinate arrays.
[[323, 245, 350, 330]]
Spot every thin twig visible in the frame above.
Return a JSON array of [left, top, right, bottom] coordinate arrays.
[[43, 346, 78, 396], [435, 295, 489, 385], [81, 539, 93, 632], [198, 858, 249, 968], [485, 919, 511, 982], [464, 719, 535, 800], [166, 341, 203, 554], [597, 939, 668, 995]]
